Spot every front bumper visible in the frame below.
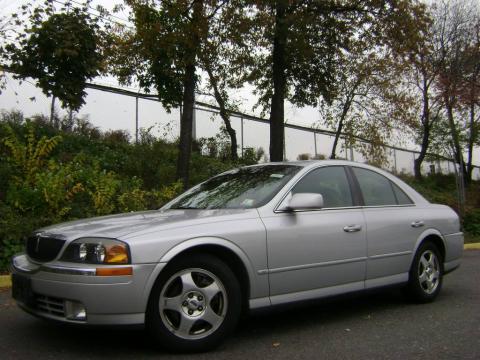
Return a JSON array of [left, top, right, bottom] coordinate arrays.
[[10, 254, 164, 325]]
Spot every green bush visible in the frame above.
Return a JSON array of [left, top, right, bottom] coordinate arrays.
[[0, 110, 265, 270], [464, 209, 480, 237]]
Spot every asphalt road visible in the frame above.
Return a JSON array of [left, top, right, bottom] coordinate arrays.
[[1, 250, 479, 360]]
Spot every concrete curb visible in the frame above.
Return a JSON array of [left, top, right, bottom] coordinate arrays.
[[464, 243, 480, 250], [0, 275, 11, 289], [0, 243, 479, 289]]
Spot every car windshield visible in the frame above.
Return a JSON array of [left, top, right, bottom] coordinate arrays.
[[164, 165, 301, 210]]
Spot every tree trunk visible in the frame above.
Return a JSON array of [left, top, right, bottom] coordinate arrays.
[[269, 0, 288, 162], [414, 85, 431, 180], [50, 96, 56, 126], [330, 96, 354, 159], [330, 120, 343, 160], [444, 97, 467, 181], [205, 66, 238, 161], [414, 124, 430, 180], [176, 1, 203, 188], [466, 100, 476, 184], [176, 64, 196, 188]]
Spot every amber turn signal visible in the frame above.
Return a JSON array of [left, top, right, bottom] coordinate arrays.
[[95, 267, 133, 276], [105, 244, 129, 264]]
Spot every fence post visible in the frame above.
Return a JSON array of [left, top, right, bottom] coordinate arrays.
[[135, 95, 139, 144], [241, 116, 244, 158], [393, 148, 397, 173]]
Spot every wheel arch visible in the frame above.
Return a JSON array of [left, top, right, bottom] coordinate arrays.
[[411, 229, 446, 266], [143, 237, 255, 314]]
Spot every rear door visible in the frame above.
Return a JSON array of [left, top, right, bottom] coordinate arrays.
[[349, 166, 426, 288]]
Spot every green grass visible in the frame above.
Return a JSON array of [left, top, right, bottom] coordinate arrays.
[[464, 233, 480, 244]]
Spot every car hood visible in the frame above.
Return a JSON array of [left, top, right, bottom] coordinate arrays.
[[37, 208, 259, 241]]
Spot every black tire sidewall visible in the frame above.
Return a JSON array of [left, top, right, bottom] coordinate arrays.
[[146, 253, 242, 352], [407, 242, 444, 303]]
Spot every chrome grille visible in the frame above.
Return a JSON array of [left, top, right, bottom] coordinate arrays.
[[35, 295, 65, 318], [26, 236, 66, 262]]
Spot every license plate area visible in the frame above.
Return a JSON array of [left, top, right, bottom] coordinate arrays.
[[12, 274, 35, 307]]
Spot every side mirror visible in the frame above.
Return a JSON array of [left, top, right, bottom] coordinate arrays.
[[286, 193, 324, 211]]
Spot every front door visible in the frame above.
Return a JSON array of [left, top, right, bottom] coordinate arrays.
[[260, 166, 367, 304]]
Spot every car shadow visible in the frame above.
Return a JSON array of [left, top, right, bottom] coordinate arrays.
[[6, 285, 437, 358]]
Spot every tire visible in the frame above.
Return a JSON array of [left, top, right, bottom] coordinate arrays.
[[146, 253, 242, 352], [405, 241, 443, 303]]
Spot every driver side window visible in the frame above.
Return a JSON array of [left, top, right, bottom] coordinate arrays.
[[292, 166, 353, 208]]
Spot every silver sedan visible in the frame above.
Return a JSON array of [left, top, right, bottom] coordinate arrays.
[[11, 161, 463, 351]]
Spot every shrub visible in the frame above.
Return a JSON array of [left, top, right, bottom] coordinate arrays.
[[0, 110, 265, 270]]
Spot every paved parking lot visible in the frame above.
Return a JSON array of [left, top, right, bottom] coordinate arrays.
[[1, 250, 479, 360]]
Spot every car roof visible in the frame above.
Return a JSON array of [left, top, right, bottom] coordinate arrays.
[[248, 160, 369, 168]]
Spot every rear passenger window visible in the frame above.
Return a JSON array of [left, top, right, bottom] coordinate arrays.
[[352, 167, 397, 206], [292, 166, 353, 208], [391, 182, 413, 205]]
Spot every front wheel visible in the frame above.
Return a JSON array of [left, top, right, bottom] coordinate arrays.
[[406, 242, 443, 303], [146, 254, 241, 352]]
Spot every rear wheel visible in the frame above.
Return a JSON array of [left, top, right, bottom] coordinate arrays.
[[146, 254, 241, 352], [406, 242, 443, 303]]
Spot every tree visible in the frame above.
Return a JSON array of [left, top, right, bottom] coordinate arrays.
[[319, 43, 417, 162], [109, 0, 242, 186], [4, 1, 103, 126], [403, 7, 444, 180], [433, 0, 479, 181], [245, 0, 429, 162], [457, 12, 480, 183], [198, 2, 248, 162]]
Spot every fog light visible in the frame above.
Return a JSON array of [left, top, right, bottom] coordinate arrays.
[[65, 300, 87, 321]]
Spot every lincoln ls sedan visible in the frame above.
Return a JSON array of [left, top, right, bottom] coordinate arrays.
[[11, 161, 463, 351]]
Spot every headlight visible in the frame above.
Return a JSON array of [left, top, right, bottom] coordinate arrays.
[[61, 238, 130, 264]]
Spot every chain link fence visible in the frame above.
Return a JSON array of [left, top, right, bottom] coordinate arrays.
[[2, 74, 479, 181]]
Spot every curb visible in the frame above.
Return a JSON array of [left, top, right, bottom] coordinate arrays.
[[0, 275, 11, 289], [464, 243, 480, 250], [0, 243, 479, 289]]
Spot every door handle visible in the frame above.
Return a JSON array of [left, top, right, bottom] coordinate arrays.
[[343, 224, 362, 233], [411, 220, 425, 228]]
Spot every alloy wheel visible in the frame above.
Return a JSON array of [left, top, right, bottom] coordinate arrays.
[[159, 268, 228, 340], [417, 250, 440, 295]]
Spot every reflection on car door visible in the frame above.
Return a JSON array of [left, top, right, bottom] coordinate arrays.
[[261, 166, 367, 305], [350, 167, 426, 288]]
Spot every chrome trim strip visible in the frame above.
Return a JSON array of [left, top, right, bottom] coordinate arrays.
[[274, 206, 363, 214], [361, 204, 416, 209], [11, 255, 96, 276], [369, 251, 412, 260], [258, 256, 367, 275], [274, 204, 416, 214], [40, 265, 96, 276]]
